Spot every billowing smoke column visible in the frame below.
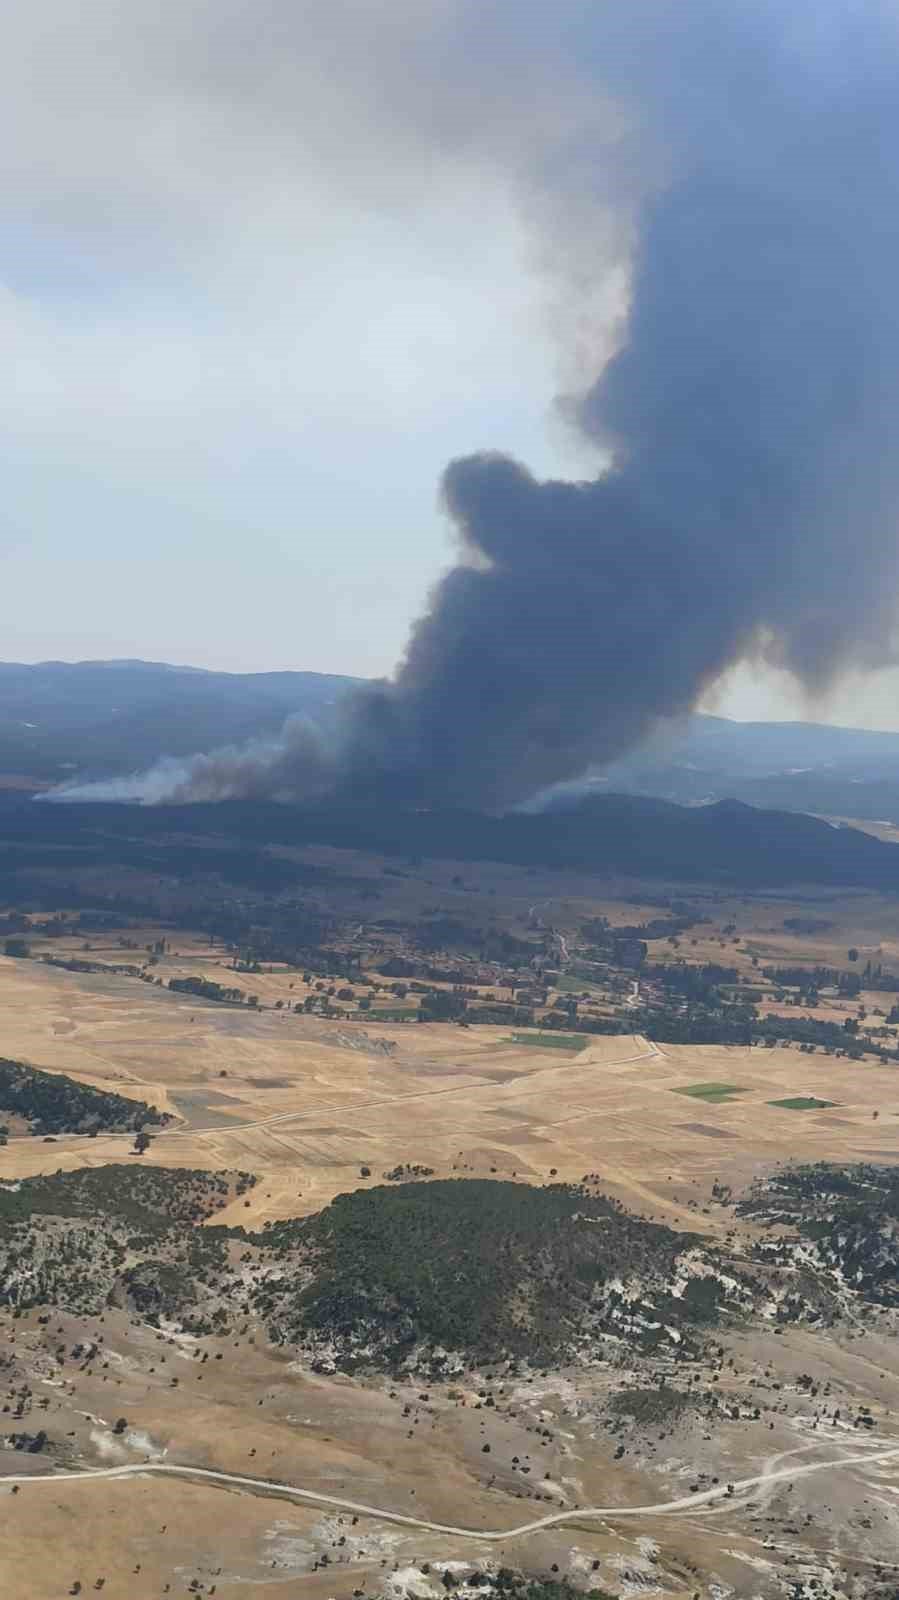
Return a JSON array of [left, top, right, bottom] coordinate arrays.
[[54, 0, 899, 810]]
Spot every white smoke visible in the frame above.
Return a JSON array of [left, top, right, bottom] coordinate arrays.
[[45, 716, 338, 806]]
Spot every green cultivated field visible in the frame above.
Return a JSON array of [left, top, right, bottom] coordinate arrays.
[[674, 1082, 746, 1103], [768, 1096, 836, 1111], [507, 1032, 587, 1051], [555, 974, 602, 996]]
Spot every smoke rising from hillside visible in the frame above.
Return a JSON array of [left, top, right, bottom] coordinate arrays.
[[53, 1, 899, 810]]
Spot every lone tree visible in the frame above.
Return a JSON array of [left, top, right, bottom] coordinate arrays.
[[133, 1130, 152, 1155]]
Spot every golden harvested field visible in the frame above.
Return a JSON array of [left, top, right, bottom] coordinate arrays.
[[6, 896, 899, 1600], [14, 1295, 883, 1600], [3, 952, 899, 1230]]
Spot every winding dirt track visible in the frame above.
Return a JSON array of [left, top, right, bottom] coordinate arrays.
[[3, 1440, 898, 1542]]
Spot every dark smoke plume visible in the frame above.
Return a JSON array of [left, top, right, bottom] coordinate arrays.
[[54, 0, 899, 809]]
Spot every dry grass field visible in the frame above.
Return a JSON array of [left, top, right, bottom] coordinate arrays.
[[6, 876, 899, 1598], [15, 1294, 891, 1600], [3, 952, 899, 1232], [4, 1267, 899, 1598]]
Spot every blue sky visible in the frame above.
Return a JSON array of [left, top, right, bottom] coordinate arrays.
[[5, 0, 899, 731]]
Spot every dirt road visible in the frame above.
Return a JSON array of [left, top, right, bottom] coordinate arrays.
[[4, 1438, 898, 1542]]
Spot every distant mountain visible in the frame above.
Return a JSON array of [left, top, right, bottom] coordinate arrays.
[[543, 714, 899, 822], [5, 658, 899, 824], [620, 712, 899, 777], [0, 659, 360, 782]]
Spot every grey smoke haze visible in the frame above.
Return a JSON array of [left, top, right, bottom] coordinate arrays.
[[53, 0, 899, 810]]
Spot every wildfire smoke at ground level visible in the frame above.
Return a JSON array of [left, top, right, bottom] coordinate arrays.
[[50, 0, 899, 811]]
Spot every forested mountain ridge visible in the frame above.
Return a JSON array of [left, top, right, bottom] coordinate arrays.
[[4, 791, 895, 891]]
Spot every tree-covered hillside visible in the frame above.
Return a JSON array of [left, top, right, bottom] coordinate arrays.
[[0, 1057, 169, 1137], [248, 1178, 736, 1370], [738, 1163, 899, 1308], [2, 1166, 891, 1367], [0, 1166, 256, 1324]]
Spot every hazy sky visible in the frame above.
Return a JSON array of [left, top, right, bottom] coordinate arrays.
[[4, 0, 577, 679], [6, 0, 899, 730]]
